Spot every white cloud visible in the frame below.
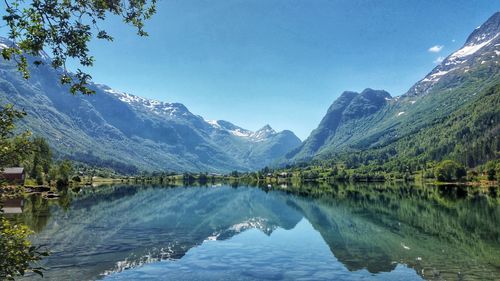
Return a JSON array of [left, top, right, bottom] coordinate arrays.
[[428, 45, 444, 53], [433, 56, 445, 64]]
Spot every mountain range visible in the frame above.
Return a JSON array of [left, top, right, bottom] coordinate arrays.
[[284, 12, 500, 169], [1, 12, 499, 173], [0, 41, 301, 173]]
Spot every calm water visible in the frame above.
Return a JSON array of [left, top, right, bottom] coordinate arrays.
[[8, 184, 500, 281]]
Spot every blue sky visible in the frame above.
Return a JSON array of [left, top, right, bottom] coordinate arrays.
[[66, 1, 497, 139]]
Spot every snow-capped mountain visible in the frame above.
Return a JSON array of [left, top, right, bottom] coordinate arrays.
[[285, 12, 500, 164], [406, 12, 500, 97], [206, 120, 278, 142], [99, 85, 192, 119], [251, 125, 277, 141], [206, 119, 254, 137], [0, 42, 301, 172]]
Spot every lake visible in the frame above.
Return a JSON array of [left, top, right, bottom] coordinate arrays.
[[8, 183, 500, 281]]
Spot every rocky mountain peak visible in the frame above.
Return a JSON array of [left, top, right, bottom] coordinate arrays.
[[360, 88, 391, 98], [257, 124, 275, 133], [342, 89, 391, 120], [252, 125, 276, 140], [405, 12, 500, 97], [465, 12, 500, 45]]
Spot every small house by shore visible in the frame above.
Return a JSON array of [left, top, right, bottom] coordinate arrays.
[[1, 167, 25, 184]]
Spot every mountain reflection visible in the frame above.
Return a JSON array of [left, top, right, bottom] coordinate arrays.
[[13, 184, 500, 281], [276, 183, 500, 280]]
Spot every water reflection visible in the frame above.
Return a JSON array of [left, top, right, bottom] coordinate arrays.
[[11, 184, 500, 281], [105, 219, 422, 281], [2, 198, 24, 214]]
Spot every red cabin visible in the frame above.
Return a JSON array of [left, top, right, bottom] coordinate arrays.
[[1, 167, 25, 184]]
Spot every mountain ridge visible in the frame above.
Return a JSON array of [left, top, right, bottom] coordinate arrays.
[[0, 43, 301, 173], [284, 12, 500, 167]]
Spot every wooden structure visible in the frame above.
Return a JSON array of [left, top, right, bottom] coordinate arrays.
[[1, 167, 25, 184]]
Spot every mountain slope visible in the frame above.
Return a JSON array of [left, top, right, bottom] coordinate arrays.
[[0, 42, 301, 173], [288, 89, 391, 160], [285, 12, 500, 168]]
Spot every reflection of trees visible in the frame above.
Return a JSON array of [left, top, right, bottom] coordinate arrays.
[[11, 195, 51, 233], [280, 183, 500, 280], [15, 183, 500, 281], [68, 184, 139, 209]]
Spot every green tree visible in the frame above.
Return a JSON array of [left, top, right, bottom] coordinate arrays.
[[338, 169, 348, 180], [35, 164, 44, 185], [483, 160, 498, 181], [29, 137, 52, 183], [2, 0, 157, 94], [329, 165, 338, 177], [198, 173, 207, 184], [30, 154, 40, 178], [32, 137, 52, 174], [496, 163, 500, 181], [434, 160, 467, 182], [0, 105, 31, 167], [47, 166, 58, 183], [57, 159, 73, 185]]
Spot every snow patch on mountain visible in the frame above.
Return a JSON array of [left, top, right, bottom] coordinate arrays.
[[98, 85, 190, 118], [230, 128, 253, 138], [205, 120, 278, 142], [206, 120, 221, 129], [421, 69, 455, 83], [228, 217, 275, 234], [449, 34, 498, 60]]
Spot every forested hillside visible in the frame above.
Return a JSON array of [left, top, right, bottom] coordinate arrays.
[[283, 12, 500, 174]]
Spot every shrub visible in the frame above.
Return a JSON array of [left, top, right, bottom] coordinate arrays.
[[0, 216, 48, 279], [434, 160, 467, 182], [483, 160, 498, 181]]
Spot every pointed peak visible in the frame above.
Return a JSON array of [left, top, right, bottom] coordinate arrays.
[[258, 124, 274, 132], [251, 125, 276, 141]]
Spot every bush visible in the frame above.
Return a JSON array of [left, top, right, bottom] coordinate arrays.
[[0, 216, 48, 279], [434, 160, 467, 182], [56, 179, 66, 188], [483, 160, 498, 181], [35, 174, 44, 185]]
